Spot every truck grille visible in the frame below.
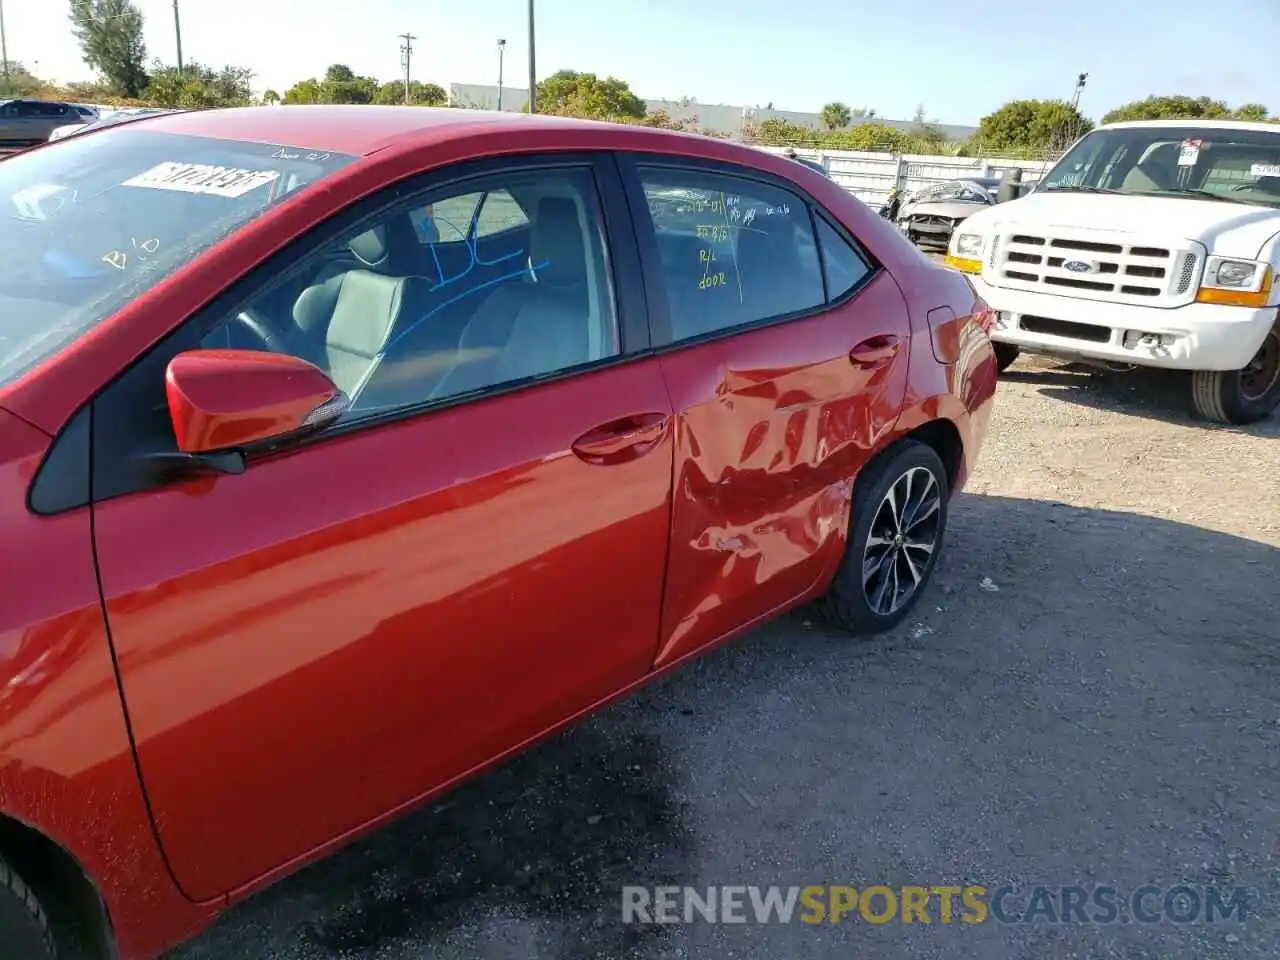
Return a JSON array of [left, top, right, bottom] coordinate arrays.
[[991, 231, 1202, 307]]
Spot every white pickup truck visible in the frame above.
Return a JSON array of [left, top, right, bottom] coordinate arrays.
[[946, 119, 1280, 425]]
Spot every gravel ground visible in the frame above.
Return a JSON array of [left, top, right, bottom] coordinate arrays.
[[163, 357, 1279, 960]]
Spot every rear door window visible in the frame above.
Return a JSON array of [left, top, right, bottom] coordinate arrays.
[[635, 166, 825, 342]]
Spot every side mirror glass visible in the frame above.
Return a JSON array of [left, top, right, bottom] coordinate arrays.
[[165, 349, 347, 455]]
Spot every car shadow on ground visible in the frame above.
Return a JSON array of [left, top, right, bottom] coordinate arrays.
[[170, 494, 1278, 960], [1001, 359, 1280, 434]]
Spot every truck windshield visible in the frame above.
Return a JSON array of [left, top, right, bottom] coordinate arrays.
[[1038, 125, 1280, 209], [0, 126, 354, 388]]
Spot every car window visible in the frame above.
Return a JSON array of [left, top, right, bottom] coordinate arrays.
[[409, 189, 531, 246], [201, 166, 619, 422], [814, 217, 871, 300], [411, 193, 481, 243], [475, 189, 531, 236], [0, 127, 355, 387], [13, 101, 41, 118], [637, 167, 825, 342]]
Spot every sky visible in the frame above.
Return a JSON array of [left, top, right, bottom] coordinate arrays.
[[5, 0, 1280, 126]]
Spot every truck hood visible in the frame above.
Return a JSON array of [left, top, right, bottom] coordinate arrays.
[[960, 192, 1280, 260]]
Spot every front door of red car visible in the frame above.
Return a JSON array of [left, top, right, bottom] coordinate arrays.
[[621, 157, 912, 666], [86, 156, 673, 900]]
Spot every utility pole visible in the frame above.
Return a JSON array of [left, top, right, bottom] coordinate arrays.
[[526, 0, 536, 113], [172, 0, 184, 73], [399, 32, 416, 104], [1, 0, 10, 89], [496, 38, 506, 111]]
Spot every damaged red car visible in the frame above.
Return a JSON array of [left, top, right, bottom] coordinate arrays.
[[0, 105, 996, 958]]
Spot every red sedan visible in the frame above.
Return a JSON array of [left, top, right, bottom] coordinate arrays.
[[0, 106, 995, 958]]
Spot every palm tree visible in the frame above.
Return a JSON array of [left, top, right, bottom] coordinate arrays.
[[820, 101, 852, 131]]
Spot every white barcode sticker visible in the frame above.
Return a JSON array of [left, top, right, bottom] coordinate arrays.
[[122, 162, 279, 198], [1250, 163, 1280, 178], [1178, 139, 1202, 167]]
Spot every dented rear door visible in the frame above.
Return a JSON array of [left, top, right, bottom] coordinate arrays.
[[620, 154, 912, 667]]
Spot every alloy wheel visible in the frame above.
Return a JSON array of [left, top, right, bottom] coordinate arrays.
[[862, 466, 943, 617]]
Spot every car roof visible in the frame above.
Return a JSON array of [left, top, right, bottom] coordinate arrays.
[[1098, 118, 1280, 135], [133, 105, 730, 158]]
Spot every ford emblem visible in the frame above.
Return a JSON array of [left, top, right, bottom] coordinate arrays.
[[1062, 259, 1093, 273]]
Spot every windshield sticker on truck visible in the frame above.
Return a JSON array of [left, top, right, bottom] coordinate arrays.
[[1250, 163, 1280, 178], [1178, 139, 1202, 167], [121, 162, 280, 198]]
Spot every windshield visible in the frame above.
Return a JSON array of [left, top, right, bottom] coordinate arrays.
[[0, 127, 354, 387], [914, 181, 990, 204], [1038, 125, 1280, 208]]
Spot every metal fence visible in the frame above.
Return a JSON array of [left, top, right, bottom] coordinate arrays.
[[754, 145, 1060, 207]]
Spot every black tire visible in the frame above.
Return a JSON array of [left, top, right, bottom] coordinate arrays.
[[0, 857, 56, 959], [1191, 323, 1280, 425], [993, 342, 1021, 374], [819, 440, 950, 637]]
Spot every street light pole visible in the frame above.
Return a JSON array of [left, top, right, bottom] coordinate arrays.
[[526, 0, 536, 113], [1071, 72, 1088, 111], [496, 38, 506, 111]]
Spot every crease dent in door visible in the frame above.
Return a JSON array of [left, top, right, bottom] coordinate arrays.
[[656, 326, 909, 665]]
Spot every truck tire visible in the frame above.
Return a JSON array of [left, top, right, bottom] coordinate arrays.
[[993, 343, 1021, 374], [1191, 323, 1280, 425], [0, 857, 56, 959]]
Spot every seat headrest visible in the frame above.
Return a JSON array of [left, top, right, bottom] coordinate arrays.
[[349, 225, 389, 267], [529, 196, 587, 287], [325, 270, 411, 358]]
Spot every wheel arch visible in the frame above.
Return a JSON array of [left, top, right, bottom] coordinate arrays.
[[858, 412, 966, 505], [0, 812, 115, 959]]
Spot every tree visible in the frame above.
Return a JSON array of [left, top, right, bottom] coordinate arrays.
[[977, 99, 1093, 152], [1100, 95, 1231, 124], [637, 109, 697, 131], [282, 78, 324, 104], [820, 101, 852, 131], [1233, 103, 1272, 122], [0, 61, 46, 97], [319, 64, 378, 104], [68, 0, 148, 98], [146, 60, 253, 108], [372, 80, 447, 105], [282, 64, 379, 105], [533, 70, 646, 119]]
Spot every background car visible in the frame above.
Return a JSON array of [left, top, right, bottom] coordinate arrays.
[[47, 106, 177, 142], [0, 98, 96, 150], [897, 177, 998, 247], [0, 106, 996, 959]]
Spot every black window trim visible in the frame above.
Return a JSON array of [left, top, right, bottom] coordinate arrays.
[[615, 150, 881, 353], [30, 150, 650, 515]]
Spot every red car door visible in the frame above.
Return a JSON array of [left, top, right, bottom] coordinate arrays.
[[621, 157, 912, 667], [87, 156, 673, 900]]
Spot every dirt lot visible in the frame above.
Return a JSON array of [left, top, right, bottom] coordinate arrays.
[[163, 360, 1279, 960]]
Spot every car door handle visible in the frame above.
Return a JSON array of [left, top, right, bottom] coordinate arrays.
[[849, 335, 902, 368], [571, 412, 670, 466]]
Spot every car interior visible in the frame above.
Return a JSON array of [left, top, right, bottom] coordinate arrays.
[[205, 178, 617, 415]]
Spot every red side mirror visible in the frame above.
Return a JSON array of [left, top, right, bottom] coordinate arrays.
[[165, 349, 347, 454]]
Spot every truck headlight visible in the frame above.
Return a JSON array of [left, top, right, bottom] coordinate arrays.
[[953, 233, 985, 258], [1197, 256, 1274, 307]]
